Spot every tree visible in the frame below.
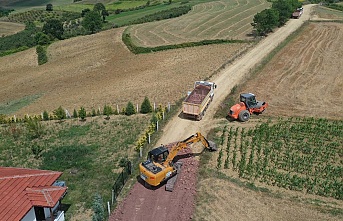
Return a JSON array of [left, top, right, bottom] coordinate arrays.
[[81, 8, 91, 17], [94, 3, 106, 13], [43, 111, 49, 121], [82, 10, 103, 33], [103, 104, 113, 119], [53, 106, 65, 121], [34, 32, 50, 45], [252, 9, 279, 36], [140, 97, 152, 114], [92, 193, 104, 221], [46, 4, 53, 11], [73, 109, 78, 118], [272, 0, 293, 26], [26, 118, 45, 139], [42, 19, 64, 40], [78, 106, 87, 121], [125, 101, 136, 116], [101, 10, 109, 22]]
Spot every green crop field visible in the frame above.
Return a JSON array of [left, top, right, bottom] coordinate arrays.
[[214, 117, 343, 200], [127, 0, 270, 47]]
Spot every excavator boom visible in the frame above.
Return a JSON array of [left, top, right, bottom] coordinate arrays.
[[139, 132, 216, 190]]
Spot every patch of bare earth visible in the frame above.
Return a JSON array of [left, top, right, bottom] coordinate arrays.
[[110, 148, 198, 221], [241, 22, 343, 120], [0, 27, 249, 117], [0, 21, 25, 36]]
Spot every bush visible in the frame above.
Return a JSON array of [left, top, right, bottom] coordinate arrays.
[[140, 97, 152, 114], [103, 104, 113, 119], [36, 45, 48, 65], [42, 110, 49, 121], [125, 101, 136, 116], [53, 106, 65, 121], [92, 193, 104, 221], [73, 109, 78, 118], [26, 118, 45, 139], [78, 106, 87, 121]]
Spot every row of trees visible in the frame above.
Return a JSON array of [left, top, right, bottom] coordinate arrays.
[[0, 97, 155, 124], [251, 0, 302, 36]]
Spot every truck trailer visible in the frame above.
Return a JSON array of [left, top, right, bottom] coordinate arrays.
[[182, 81, 216, 121]]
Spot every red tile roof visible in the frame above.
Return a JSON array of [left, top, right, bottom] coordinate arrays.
[[0, 167, 67, 221]]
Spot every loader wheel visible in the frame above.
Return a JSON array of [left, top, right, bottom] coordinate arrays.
[[239, 110, 250, 122]]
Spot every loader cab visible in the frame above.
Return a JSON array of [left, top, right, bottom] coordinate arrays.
[[240, 93, 257, 109], [148, 146, 169, 163]]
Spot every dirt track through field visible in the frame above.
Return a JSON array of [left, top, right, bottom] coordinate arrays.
[[109, 4, 341, 221]]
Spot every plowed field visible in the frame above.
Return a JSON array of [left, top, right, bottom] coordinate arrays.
[[0, 28, 249, 117], [241, 22, 343, 120]]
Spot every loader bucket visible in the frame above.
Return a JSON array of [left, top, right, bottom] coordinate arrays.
[[208, 140, 217, 151]]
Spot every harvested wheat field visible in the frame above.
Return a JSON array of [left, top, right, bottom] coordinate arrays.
[[0, 21, 25, 36], [0, 27, 249, 117], [240, 22, 343, 120]]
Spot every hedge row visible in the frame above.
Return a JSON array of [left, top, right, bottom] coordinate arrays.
[[122, 32, 249, 54]]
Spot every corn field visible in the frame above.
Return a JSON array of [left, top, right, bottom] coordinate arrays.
[[217, 117, 343, 200]]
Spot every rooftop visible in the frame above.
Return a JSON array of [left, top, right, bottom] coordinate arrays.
[[0, 167, 67, 221]]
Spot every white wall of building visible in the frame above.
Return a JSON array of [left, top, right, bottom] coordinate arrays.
[[21, 208, 37, 221]]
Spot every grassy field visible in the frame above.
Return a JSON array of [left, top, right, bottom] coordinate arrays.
[[127, 0, 270, 47], [0, 114, 152, 219]]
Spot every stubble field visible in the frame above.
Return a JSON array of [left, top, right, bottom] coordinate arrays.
[[0, 27, 250, 117]]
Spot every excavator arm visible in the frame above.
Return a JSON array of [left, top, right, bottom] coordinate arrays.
[[163, 132, 216, 167]]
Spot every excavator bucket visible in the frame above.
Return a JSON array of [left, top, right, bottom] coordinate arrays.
[[208, 140, 217, 151]]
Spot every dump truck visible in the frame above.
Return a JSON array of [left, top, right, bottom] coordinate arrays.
[[292, 7, 303, 19], [139, 132, 217, 191], [182, 81, 216, 120], [228, 93, 268, 122]]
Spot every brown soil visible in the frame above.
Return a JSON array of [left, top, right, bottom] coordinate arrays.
[[0, 27, 247, 117], [111, 4, 342, 221], [0, 21, 25, 36]]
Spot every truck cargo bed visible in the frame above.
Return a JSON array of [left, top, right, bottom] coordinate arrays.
[[184, 85, 211, 104]]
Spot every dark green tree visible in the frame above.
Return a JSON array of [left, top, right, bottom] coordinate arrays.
[[81, 8, 91, 17], [73, 109, 78, 118], [91, 108, 96, 117], [34, 32, 50, 45], [43, 110, 49, 121], [82, 11, 103, 33], [46, 4, 53, 11], [94, 3, 106, 12], [78, 106, 87, 121], [42, 19, 64, 40], [252, 9, 279, 36], [36, 45, 48, 65], [53, 106, 65, 121], [125, 101, 136, 116], [140, 97, 152, 114], [272, 0, 293, 26]]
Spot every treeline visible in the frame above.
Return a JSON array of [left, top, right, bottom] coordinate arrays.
[[0, 7, 14, 17], [0, 22, 37, 56], [326, 3, 343, 11], [251, 0, 302, 36], [123, 32, 248, 54], [0, 97, 159, 124]]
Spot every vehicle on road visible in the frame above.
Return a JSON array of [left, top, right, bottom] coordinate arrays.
[[182, 81, 216, 121], [228, 93, 268, 122], [139, 132, 217, 191]]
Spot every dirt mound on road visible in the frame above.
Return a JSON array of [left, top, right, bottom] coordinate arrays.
[[110, 148, 198, 221]]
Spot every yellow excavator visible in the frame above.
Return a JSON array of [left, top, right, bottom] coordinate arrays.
[[139, 132, 217, 191]]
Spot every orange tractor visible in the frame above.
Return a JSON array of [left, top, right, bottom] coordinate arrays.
[[228, 93, 268, 122]]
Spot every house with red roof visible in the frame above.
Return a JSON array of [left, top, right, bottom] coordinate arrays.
[[0, 167, 68, 221]]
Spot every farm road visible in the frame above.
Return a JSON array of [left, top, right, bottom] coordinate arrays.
[[110, 4, 316, 221], [156, 4, 315, 145]]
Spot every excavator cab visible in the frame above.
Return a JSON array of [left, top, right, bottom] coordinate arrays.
[[148, 146, 169, 163]]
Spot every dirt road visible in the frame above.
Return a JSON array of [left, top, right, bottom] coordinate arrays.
[[110, 4, 316, 221], [157, 5, 315, 145]]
